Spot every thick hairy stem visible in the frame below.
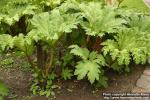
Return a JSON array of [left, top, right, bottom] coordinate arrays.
[[37, 42, 44, 70], [24, 44, 36, 71], [86, 35, 102, 51], [92, 37, 102, 52], [45, 49, 54, 78], [106, 0, 113, 5], [106, 0, 121, 6], [86, 36, 90, 44], [36, 42, 49, 79], [26, 55, 34, 68], [85, 35, 91, 49]]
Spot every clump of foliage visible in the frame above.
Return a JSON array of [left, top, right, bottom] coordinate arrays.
[[0, 0, 150, 97], [70, 45, 106, 84], [0, 80, 9, 100]]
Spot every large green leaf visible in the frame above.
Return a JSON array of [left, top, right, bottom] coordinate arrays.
[[13, 34, 34, 55], [79, 2, 125, 37], [74, 61, 101, 84], [70, 45, 105, 84], [126, 14, 150, 33], [28, 9, 79, 45], [0, 0, 37, 25], [0, 34, 14, 51], [102, 28, 148, 65], [69, 45, 90, 60]]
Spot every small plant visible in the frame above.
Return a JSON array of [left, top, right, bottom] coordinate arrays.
[[61, 68, 73, 80], [0, 80, 9, 100], [31, 72, 57, 97], [59, 52, 74, 80]]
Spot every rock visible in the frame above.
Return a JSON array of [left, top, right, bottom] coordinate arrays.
[[142, 74, 150, 82], [143, 70, 150, 76], [136, 75, 150, 90]]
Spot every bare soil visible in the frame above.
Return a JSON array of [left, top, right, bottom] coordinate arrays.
[[0, 64, 145, 100], [54, 65, 145, 100]]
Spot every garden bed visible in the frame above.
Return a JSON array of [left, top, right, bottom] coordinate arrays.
[[0, 62, 145, 100]]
